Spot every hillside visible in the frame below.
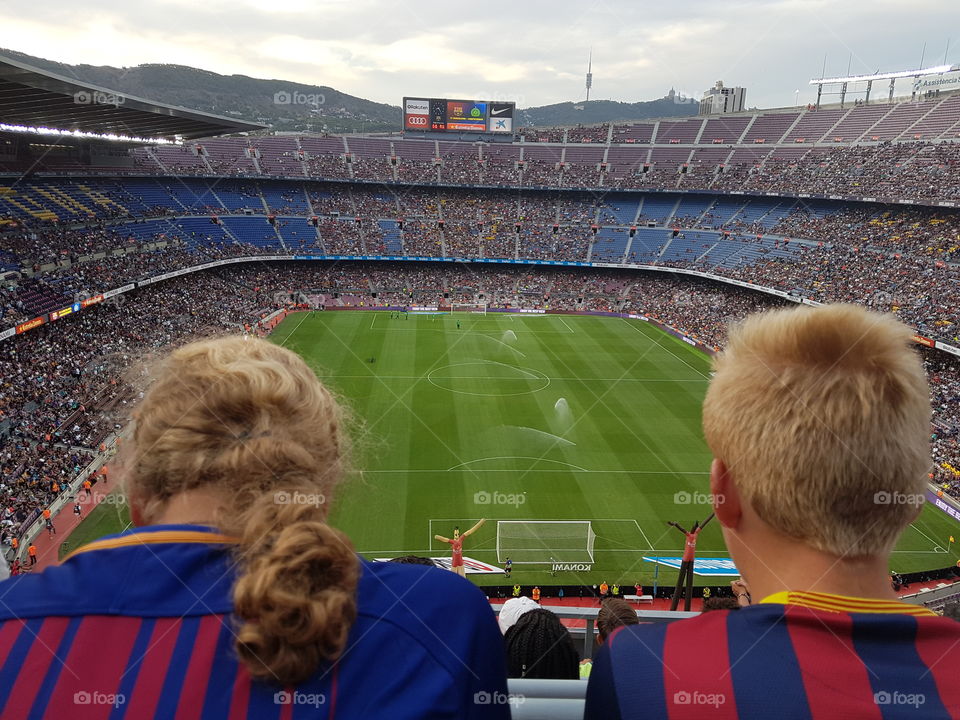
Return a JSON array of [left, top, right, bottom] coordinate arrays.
[[1, 49, 700, 133], [516, 95, 700, 126], [0, 49, 401, 134]]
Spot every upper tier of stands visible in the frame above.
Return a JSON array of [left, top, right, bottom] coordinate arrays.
[[535, 93, 960, 144], [1, 93, 959, 206], [0, 137, 958, 211]]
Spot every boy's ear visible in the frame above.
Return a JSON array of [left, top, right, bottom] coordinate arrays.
[[711, 458, 742, 530]]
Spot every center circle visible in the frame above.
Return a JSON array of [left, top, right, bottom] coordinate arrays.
[[427, 362, 551, 396]]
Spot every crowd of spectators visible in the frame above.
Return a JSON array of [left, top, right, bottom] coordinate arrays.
[[4, 184, 958, 341], [708, 142, 960, 202], [0, 269, 272, 550], [7, 121, 960, 204], [97, 136, 956, 202]]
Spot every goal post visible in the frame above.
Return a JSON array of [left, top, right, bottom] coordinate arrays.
[[450, 303, 487, 315], [496, 520, 596, 564]]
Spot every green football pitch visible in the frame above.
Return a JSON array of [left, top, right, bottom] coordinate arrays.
[[62, 311, 960, 587]]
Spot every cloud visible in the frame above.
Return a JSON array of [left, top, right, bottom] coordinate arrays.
[[0, 0, 957, 109]]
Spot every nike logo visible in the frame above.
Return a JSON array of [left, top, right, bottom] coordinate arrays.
[[491, 107, 511, 115]]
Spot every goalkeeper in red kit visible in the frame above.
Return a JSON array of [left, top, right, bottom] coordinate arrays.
[[435, 519, 486, 578]]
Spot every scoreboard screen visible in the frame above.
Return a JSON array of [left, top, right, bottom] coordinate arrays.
[[446, 100, 486, 131], [404, 97, 515, 134]]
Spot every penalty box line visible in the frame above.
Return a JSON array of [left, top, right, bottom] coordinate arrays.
[[427, 517, 653, 554], [908, 520, 949, 553]]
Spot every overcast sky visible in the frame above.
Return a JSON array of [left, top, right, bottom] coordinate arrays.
[[1, 0, 957, 109]]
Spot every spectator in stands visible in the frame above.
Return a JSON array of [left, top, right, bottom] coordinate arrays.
[[586, 304, 960, 718], [701, 596, 741, 611], [498, 595, 539, 634], [504, 608, 579, 680], [0, 336, 509, 718], [580, 598, 641, 679], [596, 597, 639, 643]]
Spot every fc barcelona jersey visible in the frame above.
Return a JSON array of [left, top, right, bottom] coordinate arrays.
[[0, 524, 509, 719], [586, 590, 960, 720]]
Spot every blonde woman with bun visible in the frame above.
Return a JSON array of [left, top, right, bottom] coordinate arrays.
[[0, 336, 509, 719]]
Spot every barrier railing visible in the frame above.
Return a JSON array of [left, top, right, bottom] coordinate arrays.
[[506, 679, 586, 720]]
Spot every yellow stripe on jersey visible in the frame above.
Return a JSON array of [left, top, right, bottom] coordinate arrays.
[[761, 590, 936, 616], [64, 530, 239, 562]]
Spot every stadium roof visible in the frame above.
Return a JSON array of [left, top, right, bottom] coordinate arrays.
[[0, 54, 266, 141], [809, 64, 957, 85]]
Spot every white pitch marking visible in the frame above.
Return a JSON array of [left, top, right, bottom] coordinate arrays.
[[362, 468, 710, 474], [620, 317, 711, 380], [447, 456, 588, 472], [319, 375, 708, 383]]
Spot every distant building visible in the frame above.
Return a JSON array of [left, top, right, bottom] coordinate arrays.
[[699, 81, 746, 115]]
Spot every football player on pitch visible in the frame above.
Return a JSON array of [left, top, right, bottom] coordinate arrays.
[[435, 518, 486, 577]]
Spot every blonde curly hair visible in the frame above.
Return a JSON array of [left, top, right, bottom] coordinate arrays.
[[123, 335, 359, 685]]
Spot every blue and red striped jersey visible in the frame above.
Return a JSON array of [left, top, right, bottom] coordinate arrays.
[[0, 524, 510, 719], [586, 591, 960, 720]]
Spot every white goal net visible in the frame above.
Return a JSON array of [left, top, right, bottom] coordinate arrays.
[[496, 520, 596, 564], [451, 303, 487, 314]]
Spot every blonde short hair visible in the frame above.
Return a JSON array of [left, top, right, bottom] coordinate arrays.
[[702, 304, 931, 557]]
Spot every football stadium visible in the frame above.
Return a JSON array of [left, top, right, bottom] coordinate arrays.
[[1, 5, 960, 717]]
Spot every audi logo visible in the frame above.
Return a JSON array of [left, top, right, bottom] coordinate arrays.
[[406, 115, 428, 126]]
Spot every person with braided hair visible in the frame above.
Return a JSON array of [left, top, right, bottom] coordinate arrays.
[[504, 608, 579, 680], [0, 336, 509, 719]]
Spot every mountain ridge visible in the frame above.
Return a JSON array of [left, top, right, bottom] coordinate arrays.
[[1, 48, 701, 132]]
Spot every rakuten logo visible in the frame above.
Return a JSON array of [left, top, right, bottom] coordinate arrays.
[[405, 99, 429, 114]]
